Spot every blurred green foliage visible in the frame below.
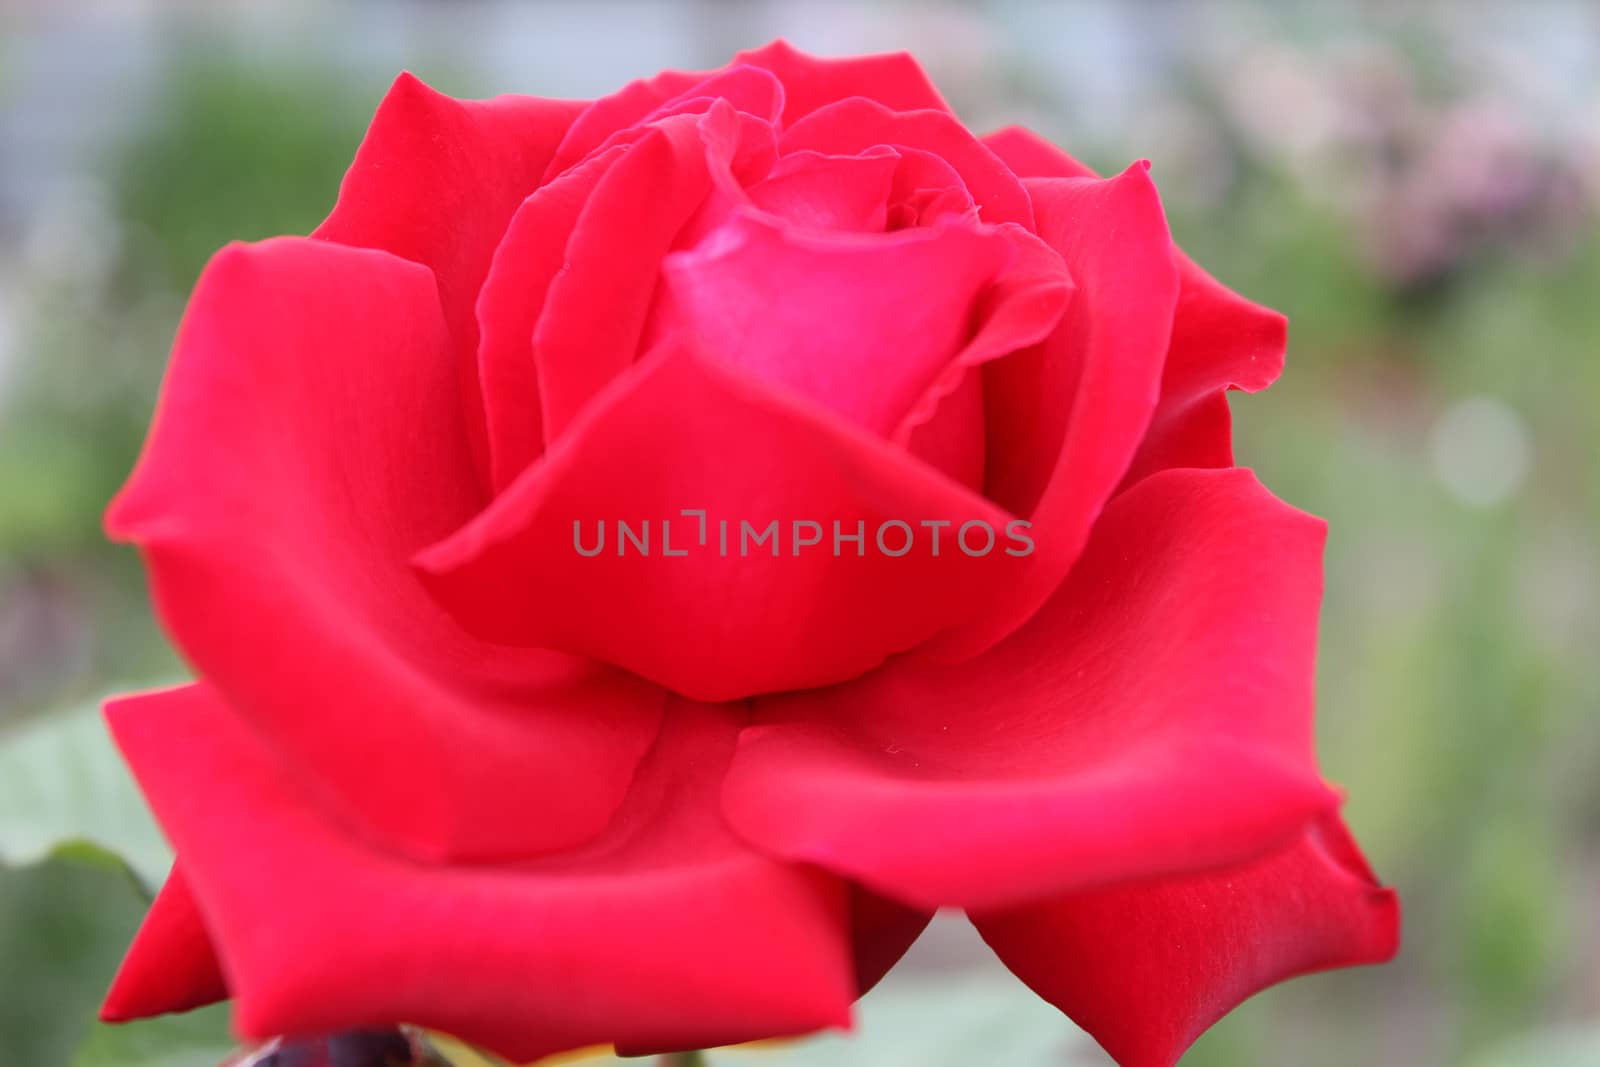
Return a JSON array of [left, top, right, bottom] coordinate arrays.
[[113, 62, 371, 292], [0, 62, 371, 720], [0, 850, 152, 1064]]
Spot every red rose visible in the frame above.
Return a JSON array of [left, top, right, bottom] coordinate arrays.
[[101, 41, 1397, 1066]]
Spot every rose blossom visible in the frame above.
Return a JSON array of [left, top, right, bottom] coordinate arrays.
[[99, 40, 1398, 1067]]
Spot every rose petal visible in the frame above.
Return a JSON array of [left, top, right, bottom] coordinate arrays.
[[898, 225, 1073, 489], [783, 98, 1033, 227], [417, 343, 1022, 702], [100, 864, 228, 1022], [1120, 252, 1287, 486], [981, 125, 1288, 488], [106, 684, 854, 1063], [314, 72, 582, 485], [735, 39, 953, 125], [543, 66, 710, 180], [929, 163, 1177, 659], [533, 111, 718, 444], [489, 97, 782, 480], [971, 813, 1400, 1067], [658, 209, 1019, 436], [721, 468, 1338, 911], [477, 144, 628, 491], [746, 147, 901, 232], [906, 370, 987, 492], [572, 65, 786, 176], [885, 146, 979, 228], [107, 239, 663, 862], [639, 63, 786, 127], [981, 124, 1098, 179], [656, 206, 1068, 496]]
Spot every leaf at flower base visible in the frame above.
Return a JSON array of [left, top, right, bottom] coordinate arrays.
[[70, 1005, 235, 1067], [0, 696, 176, 887]]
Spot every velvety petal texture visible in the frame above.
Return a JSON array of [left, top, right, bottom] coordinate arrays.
[[314, 73, 585, 484], [981, 124, 1289, 489], [476, 144, 626, 491], [418, 344, 1020, 702], [722, 468, 1337, 911], [658, 210, 1022, 435], [101, 866, 228, 1022], [107, 684, 854, 1063], [103, 40, 1395, 1064], [931, 162, 1179, 659], [107, 238, 663, 862], [1121, 252, 1288, 486], [532, 110, 722, 445], [972, 814, 1400, 1067]]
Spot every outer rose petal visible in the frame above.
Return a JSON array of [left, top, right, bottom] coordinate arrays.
[[721, 468, 1338, 911], [106, 684, 855, 1063], [733, 39, 953, 125], [107, 238, 663, 862], [981, 124, 1097, 179], [930, 163, 1178, 659], [972, 813, 1400, 1067], [981, 124, 1288, 487], [1120, 252, 1287, 486], [101, 865, 228, 1022], [417, 344, 1021, 703], [313, 72, 583, 485]]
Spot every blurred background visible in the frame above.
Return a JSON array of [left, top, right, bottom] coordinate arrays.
[[0, 1, 1596, 1065]]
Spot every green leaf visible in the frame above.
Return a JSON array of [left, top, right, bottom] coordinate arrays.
[[71, 1006, 235, 1067], [0, 696, 175, 887], [0, 852, 153, 1063]]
